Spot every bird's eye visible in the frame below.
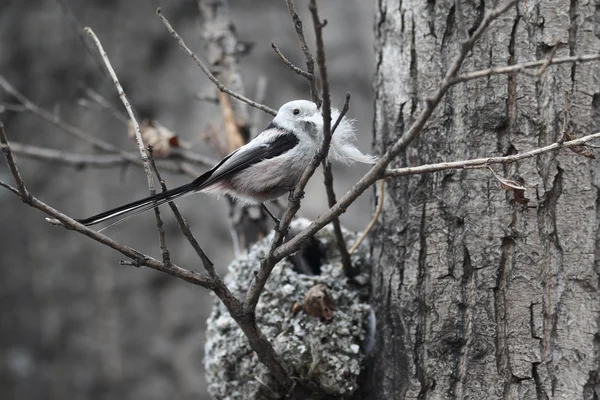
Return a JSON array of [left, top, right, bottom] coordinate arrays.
[[293, 108, 300, 115]]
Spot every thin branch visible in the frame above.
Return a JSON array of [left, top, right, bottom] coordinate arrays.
[[0, 121, 30, 201], [0, 180, 19, 196], [55, 0, 109, 79], [0, 77, 214, 173], [0, 120, 213, 287], [452, 53, 600, 84], [82, 87, 129, 124], [268, 0, 519, 264], [384, 129, 600, 178], [147, 146, 171, 265], [0, 75, 138, 156], [310, 3, 354, 277], [147, 145, 217, 277], [156, 8, 277, 116], [271, 41, 313, 79], [8, 141, 215, 171], [9, 142, 129, 167], [321, 94, 355, 277], [243, 0, 336, 312], [534, 42, 559, 76], [349, 179, 385, 254], [285, 0, 320, 105], [84, 27, 155, 195]]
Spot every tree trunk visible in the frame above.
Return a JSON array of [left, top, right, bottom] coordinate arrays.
[[370, 0, 600, 399]]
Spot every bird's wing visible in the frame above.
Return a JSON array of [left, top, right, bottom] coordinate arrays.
[[193, 132, 299, 190]]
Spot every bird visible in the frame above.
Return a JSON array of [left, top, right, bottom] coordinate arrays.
[[76, 100, 376, 230]]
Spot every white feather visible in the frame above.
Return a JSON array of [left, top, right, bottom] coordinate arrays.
[[304, 106, 377, 165]]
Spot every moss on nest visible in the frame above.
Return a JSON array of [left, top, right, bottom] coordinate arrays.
[[204, 218, 372, 399]]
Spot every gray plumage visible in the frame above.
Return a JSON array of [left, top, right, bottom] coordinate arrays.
[[76, 100, 375, 228]]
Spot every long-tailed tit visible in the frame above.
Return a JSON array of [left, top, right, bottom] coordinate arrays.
[[76, 100, 375, 229]]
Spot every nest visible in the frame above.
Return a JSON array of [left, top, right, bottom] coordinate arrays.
[[205, 218, 373, 399]]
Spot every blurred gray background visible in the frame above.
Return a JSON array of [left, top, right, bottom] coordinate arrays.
[[0, 0, 375, 398]]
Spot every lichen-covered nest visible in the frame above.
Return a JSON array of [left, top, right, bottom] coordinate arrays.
[[205, 218, 373, 399]]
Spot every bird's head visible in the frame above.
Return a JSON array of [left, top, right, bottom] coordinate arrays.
[[272, 99, 377, 165]]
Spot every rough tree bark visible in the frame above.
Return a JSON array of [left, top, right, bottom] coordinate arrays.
[[370, 1, 600, 399]]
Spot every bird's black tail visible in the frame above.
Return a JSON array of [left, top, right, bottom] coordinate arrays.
[[76, 181, 198, 227]]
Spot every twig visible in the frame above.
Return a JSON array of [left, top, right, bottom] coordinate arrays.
[[309, 2, 354, 277], [9, 142, 129, 167], [55, 0, 108, 79], [147, 145, 171, 265], [0, 75, 138, 156], [156, 8, 277, 116], [84, 27, 155, 195], [323, 160, 355, 274], [1, 120, 215, 287], [0, 121, 30, 201], [268, 0, 520, 264], [8, 141, 214, 171], [0, 180, 19, 196], [271, 41, 313, 79], [321, 95, 355, 277], [82, 87, 129, 124], [0, 77, 214, 173], [384, 129, 600, 178], [285, 0, 320, 105], [534, 42, 559, 76], [148, 145, 216, 276], [349, 180, 385, 254], [243, 0, 336, 312], [452, 53, 600, 84]]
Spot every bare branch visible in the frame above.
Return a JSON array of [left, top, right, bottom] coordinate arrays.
[[0, 121, 30, 201], [385, 129, 600, 178], [147, 146, 171, 265], [82, 87, 129, 124], [349, 179, 385, 255], [55, 0, 109, 79], [0, 77, 214, 173], [285, 0, 320, 105], [268, 0, 519, 263], [8, 141, 215, 172], [156, 8, 277, 116], [9, 142, 128, 167], [244, 0, 337, 312], [84, 27, 155, 195], [452, 53, 600, 84], [0, 179, 19, 197], [534, 42, 559, 76], [321, 94, 355, 277], [0, 121, 213, 288], [271, 41, 313, 79], [0, 75, 138, 156], [147, 145, 217, 277]]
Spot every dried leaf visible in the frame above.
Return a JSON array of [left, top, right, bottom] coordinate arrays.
[[565, 130, 596, 159], [303, 284, 334, 322], [291, 302, 302, 316], [128, 120, 180, 157], [488, 167, 526, 191], [568, 145, 596, 159]]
